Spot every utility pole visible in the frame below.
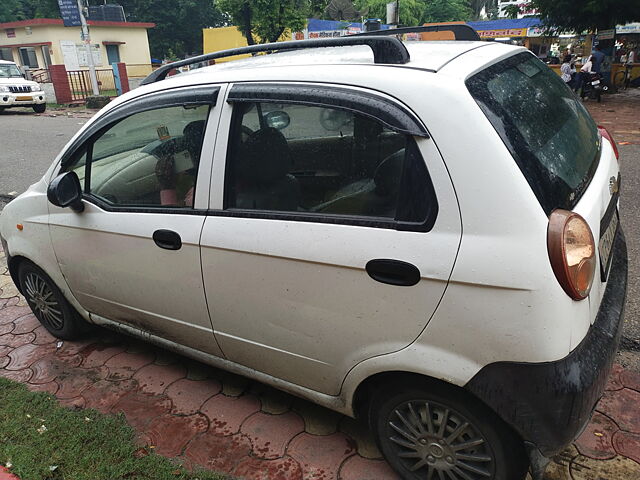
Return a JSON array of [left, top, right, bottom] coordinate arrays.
[[77, 0, 100, 95]]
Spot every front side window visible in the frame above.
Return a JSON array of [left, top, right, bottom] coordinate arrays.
[[65, 104, 209, 208], [225, 101, 435, 228]]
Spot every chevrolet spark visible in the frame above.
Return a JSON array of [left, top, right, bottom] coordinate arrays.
[[0, 31, 627, 480]]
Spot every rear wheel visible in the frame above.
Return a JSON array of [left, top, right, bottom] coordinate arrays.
[[33, 104, 46, 113], [18, 261, 89, 339], [370, 381, 529, 480]]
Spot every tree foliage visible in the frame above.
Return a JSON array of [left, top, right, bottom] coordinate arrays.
[[354, 0, 472, 26], [530, 0, 640, 32], [217, 0, 309, 44], [116, 0, 227, 58], [423, 0, 472, 24]]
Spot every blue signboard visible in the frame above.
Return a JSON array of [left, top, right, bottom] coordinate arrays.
[[57, 0, 82, 27]]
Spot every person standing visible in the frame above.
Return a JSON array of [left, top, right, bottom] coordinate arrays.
[[591, 45, 605, 73], [561, 54, 576, 88]]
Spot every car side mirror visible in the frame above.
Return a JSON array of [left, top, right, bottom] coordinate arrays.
[[47, 171, 84, 212]]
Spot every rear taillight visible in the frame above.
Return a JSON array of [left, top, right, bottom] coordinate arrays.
[[598, 126, 619, 160], [548, 210, 596, 300]]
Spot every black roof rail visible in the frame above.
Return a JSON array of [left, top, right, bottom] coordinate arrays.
[[353, 24, 481, 41], [141, 36, 410, 85]]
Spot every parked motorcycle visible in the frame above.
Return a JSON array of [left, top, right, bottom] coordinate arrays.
[[580, 72, 608, 102]]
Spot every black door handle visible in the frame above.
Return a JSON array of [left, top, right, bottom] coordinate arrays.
[[153, 229, 182, 250], [366, 259, 420, 286]]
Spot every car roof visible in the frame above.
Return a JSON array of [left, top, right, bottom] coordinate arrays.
[[186, 41, 494, 75], [0, 60, 17, 65]]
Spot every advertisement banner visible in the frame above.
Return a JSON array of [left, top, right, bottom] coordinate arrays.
[[478, 28, 528, 38], [597, 29, 615, 40]]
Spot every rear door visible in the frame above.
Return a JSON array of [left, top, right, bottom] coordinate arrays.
[[200, 82, 462, 395]]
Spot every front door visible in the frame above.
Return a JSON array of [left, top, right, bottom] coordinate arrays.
[[49, 86, 224, 356], [106, 44, 120, 65], [200, 83, 461, 394]]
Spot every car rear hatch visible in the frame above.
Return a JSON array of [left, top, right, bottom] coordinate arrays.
[[466, 51, 621, 326]]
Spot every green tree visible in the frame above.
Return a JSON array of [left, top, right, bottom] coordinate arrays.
[[0, 0, 20, 23], [422, 0, 472, 23], [117, 0, 227, 58], [217, 0, 309, 44], [530, 0, 640, 32], [355, 0, 428, 26], [503, 4, 520, 19]]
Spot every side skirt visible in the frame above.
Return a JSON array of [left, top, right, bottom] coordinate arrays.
[[89, 313, 352, 416]]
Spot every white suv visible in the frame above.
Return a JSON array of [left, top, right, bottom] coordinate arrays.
[[0, 27, 627, 480], [0, 60, 47, 113]]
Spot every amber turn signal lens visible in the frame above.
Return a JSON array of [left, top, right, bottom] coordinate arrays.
[[16, 224, 23, 231], [548, 210, 596, 300]]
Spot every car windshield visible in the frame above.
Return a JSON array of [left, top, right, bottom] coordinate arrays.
[[0, 64, 23, 78], [467, 52, 600, 215]]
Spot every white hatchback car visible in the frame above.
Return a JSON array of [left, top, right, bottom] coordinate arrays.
[[0, 60, 47, 113], [0, 27, 627, 480]]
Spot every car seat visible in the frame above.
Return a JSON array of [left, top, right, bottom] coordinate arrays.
[[313, 148, 405, 218], [233, 127, 300, 211]]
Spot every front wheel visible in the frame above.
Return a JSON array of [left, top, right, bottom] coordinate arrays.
[[370, 382, 529, 480], [18, 261, 89, 339], [33, 104, 46, 113]]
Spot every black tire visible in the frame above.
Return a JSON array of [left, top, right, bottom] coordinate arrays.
[[18, 261, 89, 340], [370, 380, 529, 480], [32, 104, 46, 113]]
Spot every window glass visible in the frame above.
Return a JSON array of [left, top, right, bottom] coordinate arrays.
[[467, 52, 599, 214], [0, 48, 14, 62], [19, 47, 38, 68], [0, 62, 22, 78], [71, 104, 209, 208], [226, 102, 426, 221]]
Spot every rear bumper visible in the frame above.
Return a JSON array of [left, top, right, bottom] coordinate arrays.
[[465, 227, 627, 457]]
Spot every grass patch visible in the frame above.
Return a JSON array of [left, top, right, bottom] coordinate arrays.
[[0, 378, 227, 480]]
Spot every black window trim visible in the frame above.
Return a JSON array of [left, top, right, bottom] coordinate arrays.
[[222, 90, 438, 233], [227, 82, 429, 138], [58, 85, 219, 213]]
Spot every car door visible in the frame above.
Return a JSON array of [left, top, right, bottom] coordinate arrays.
[[48, 85, 225, 356], [200, 83, 461, 394]]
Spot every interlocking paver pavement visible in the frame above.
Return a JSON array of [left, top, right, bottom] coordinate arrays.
[[1, 90, 639, 479]]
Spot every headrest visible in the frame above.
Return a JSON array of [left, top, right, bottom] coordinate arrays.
[[237, 127, 292, 184], [183, 120, 206, 161], [374, 149, 405, 196]]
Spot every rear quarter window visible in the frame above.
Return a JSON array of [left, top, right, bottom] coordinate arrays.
[[466, 52, 601, 215]]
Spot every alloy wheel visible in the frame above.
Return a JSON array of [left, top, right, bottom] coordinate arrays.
[[386, 400, 495, 480], [24, 272, 64, 331]]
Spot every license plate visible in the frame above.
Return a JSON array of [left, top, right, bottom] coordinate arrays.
[[15, 96, 32, 101], [599, 210, 618, 280], [592, 80, 601, 85]]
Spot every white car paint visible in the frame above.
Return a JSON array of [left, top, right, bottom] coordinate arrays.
[[0, 60, 46, 109], [0, 41, 620, 419]]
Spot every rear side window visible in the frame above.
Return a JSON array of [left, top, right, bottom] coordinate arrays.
[[467, 52, 600, 215], [224, 101, 437, 231]]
